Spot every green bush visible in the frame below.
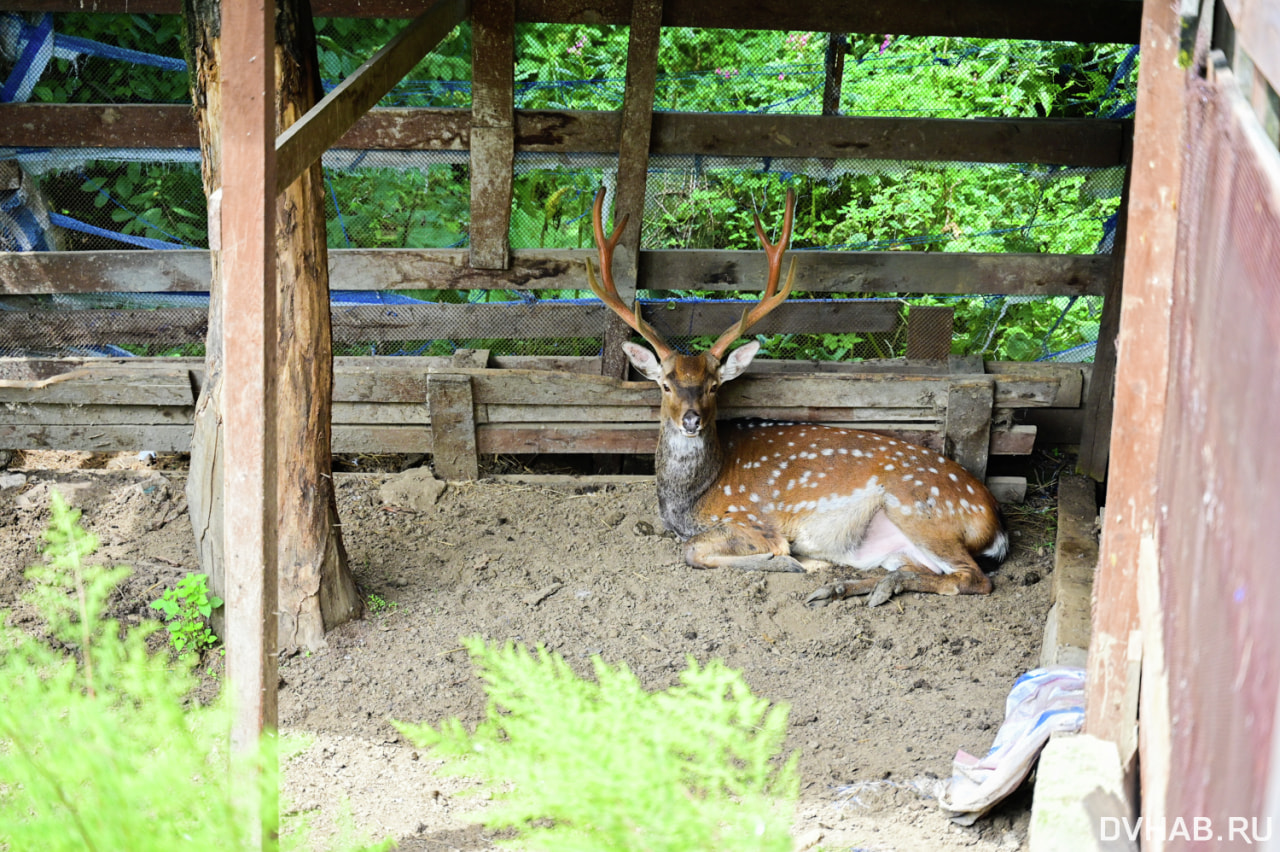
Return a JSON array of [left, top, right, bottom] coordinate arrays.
[[396, 636, 799, 851]]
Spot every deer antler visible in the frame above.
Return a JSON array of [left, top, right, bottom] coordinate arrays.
[[585, 187, 674, 359], [708, 188, 798, 361]]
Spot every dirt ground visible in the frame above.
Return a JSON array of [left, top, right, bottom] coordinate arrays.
[[0, 449, 1061, 851]]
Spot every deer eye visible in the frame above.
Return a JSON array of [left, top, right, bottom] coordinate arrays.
[[660, 382, 671, 393], [708, 382, 720, 394]]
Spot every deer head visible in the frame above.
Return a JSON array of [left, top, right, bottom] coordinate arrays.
[[586, 187, 798, 437]]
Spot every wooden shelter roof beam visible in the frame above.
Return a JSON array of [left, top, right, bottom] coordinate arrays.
[[0, 103, 1129, 168], [273, 0, 471, 194], [9, 0, 1141, 43]]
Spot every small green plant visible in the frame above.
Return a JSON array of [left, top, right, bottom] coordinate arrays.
[[150, 572, 223, 664], [366, 593, 398, 615], [396, 637, 799, 851]]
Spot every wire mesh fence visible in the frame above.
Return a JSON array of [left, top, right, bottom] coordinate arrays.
[[0, 11, 1135, 363]]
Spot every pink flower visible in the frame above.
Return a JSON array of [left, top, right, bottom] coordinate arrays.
[[879, 35, 893, 53]]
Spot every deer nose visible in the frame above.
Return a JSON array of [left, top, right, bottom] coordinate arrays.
[[681, 410, 703, 434]]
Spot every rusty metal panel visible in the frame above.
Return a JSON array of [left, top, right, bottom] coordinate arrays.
[[1156, 58, 1280, 846]]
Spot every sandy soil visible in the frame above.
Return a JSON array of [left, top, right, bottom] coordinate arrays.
[[0, 449, 1059, 851]]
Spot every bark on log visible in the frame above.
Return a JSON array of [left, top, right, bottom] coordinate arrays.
[[183, 0, 363, 650]]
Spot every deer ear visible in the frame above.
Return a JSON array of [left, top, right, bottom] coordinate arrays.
[[719, 340, 760, 383], [622, 342, 663, 381]]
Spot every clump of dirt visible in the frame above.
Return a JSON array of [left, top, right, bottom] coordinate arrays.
[[0, 453, 1057, 851]]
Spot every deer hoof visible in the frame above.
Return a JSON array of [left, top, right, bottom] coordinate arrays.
[[804, 583, 842, 607], [867, 571, 907, 607]]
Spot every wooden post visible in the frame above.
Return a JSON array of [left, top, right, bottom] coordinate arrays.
[[1076, 122, 1135, 481], [428, 373, 480, 479], [600, 0, 663, 382], [469, 0, 515, 269], [945, 377, 994, 481], [219, 0, 278, 846], [822, 33, 847, 116], [905, 304, 954, 361]]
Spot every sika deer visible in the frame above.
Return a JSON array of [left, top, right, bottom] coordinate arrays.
[[586, 188, 1007, 606]]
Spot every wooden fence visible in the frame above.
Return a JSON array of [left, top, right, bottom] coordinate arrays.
[[0, 0, 1135, 489]]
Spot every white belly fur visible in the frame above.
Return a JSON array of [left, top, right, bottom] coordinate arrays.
[[791, 508, 953, 575]]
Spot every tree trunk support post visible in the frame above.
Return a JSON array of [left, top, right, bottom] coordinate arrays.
[[219, 1, 279, 846]]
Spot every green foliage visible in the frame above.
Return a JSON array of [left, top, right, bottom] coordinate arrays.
[[0, 493, 390, 852], [366, 594, 398, 615], [396, 637, 799, 851], [0, 492, 271, 851], [150, 572, 223, 664]]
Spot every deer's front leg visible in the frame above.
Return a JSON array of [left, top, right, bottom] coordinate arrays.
[[683, 523, 805, 573]]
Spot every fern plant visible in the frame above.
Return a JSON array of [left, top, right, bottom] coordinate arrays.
[[396, 636, 799, 851], [0, 491, 388, 852]]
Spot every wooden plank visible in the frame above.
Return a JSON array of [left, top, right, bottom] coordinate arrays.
[[0, 250, 212, 294], [469, 0, 516, 269], [945, 377, 994, 480], [0, 403, 193, 425], [0, 419, 1037, 458], [987, 361, 1084, 407], [427, 373, 479, 479], [274, 0, 471, 194], [0, 309, 207, 347], [1042, 473, 1098, 668], [4, 0, 1142, 42], [0, 248, 1112, 298], [904, 305, 953, 361], [329, 298, 904, 341], [0, 365, 192, 405], [1085, 0, 1183, 758], [0, 358, 1066, 411], [0, 423, 193, 451], [0, 103, 1130, 169], [651, 113, 1130, 167], [0, 103, 199, 148], [1222, 0, 1280, 95], [992, 423, 1037, 456]]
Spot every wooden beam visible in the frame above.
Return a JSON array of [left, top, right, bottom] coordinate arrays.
[[219, 0, 278, 846], [6, 0, 1142, 42], [0, 103, 1131, 168], [600, 0, 664, 383], [468, 0, 516, 269], [0, 247, 1112, 297], [274, 0, 471, 194]]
